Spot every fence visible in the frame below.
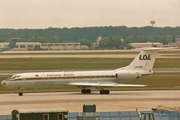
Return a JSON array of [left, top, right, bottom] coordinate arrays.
[[0, 111, 179, 120], [0, 115, 11, 120], [140, 111, 180, 120], [69, 111, 140, 120]]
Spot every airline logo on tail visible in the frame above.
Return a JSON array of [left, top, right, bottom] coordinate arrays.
[[139, 55, 151, 60]]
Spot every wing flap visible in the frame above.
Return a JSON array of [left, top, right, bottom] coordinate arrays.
[[68, 82, 149, 87]]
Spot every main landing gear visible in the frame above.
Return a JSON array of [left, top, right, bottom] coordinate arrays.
[[81, 89, 91, 94], [100, 90, 110, 94], [79, 87, 110, 94]]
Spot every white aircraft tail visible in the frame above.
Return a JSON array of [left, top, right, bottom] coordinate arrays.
[[119, 47, 176, 71]]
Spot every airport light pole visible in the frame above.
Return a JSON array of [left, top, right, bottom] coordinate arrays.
[[150, 21, 155, 47]]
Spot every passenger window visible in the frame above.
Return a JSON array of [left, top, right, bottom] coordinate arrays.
[[58, 113, 63, 120], [43, 114, 49, 120]]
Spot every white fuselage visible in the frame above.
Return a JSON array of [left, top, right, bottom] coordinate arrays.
[[2, 69, 148, 89]]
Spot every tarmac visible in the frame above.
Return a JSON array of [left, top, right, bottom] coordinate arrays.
[[0, 90, 180, 115], [0, 49, 180, 58], [0, 54, 179, 58]]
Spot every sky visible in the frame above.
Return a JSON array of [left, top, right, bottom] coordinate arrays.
[[0, 0, 180, 29]]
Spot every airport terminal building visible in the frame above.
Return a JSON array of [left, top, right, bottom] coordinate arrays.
[[0, 42, 81, 51], [128, 42, 164, 48]]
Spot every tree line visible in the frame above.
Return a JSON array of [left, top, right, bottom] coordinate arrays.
[[0, 26, 179, 49]]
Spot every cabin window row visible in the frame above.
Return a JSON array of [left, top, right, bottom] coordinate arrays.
[[14, 75, 115, 81], [44, 75, 115, 79]]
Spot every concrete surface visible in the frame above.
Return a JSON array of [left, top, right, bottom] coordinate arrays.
[[0, 90, 180, 115], [0, 54, 179, 58]]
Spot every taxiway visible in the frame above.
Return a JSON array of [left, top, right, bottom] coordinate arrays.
[[0, 90, 180, 115]]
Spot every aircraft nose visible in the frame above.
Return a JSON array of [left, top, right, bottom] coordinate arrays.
[[1, 80, 6, 86]]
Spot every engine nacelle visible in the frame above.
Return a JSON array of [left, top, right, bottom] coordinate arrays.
[[116, 72, 141, 83]]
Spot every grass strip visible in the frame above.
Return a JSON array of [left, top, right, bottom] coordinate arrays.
[[0, 58, 179, 71]]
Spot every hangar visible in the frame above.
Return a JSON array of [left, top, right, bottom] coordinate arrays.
[[128, 42, 164, 48], [0, 42, 80, 51]]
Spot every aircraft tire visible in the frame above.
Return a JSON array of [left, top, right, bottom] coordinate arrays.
[[105, 90, 110, 94], [81, 89, 86, 94], [87, 89, 91, 94], [100, 90, 105, 94], [19, 92, 23, 96]]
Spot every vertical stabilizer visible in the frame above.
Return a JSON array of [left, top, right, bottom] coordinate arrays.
[[119, 48, 163, 71], [8, 38, 18, 47]]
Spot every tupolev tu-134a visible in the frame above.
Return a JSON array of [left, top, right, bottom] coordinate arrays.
[[1, 47, 175, 96]]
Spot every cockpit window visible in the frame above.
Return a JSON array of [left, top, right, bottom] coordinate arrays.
[[11, 75, 21, 79], [5, 75, 21, 81], [12, 76, 16, 79]]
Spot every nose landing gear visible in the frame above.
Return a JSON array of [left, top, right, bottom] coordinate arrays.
[[19, 92, 23, 96], [18, 88, 23, 96]]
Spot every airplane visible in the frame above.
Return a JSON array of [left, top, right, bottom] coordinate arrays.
[[1, 47, 175, 96], [0, 38, 18, 52]]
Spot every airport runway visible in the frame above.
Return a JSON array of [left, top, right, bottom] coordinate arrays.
[[0, 49, 180, 58], [0, 90, 180, 115], [2, 49, 180, 53], [0, 54, 179, 58]]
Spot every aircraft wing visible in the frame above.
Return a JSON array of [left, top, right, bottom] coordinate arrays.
[[68, 82, 150, 87]]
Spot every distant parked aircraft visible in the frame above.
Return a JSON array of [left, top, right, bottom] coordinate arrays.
[[1, 47, 176, 96], [0, 38, 18, 52]]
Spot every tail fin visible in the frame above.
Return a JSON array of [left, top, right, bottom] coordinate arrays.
[[8, 38, 18, 47], [120, 47, 176, 71], [124, 49, 158, 70]]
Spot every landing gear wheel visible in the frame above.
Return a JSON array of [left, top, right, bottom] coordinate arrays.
[[87, 89, 91, 94], [19, 92, 23, 96], [81, 89, 91, 94], [100, 90, 110, 94], [81, 89, 86, 94], [105, 90, 110, 94], [100, 90, 105, 94]]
